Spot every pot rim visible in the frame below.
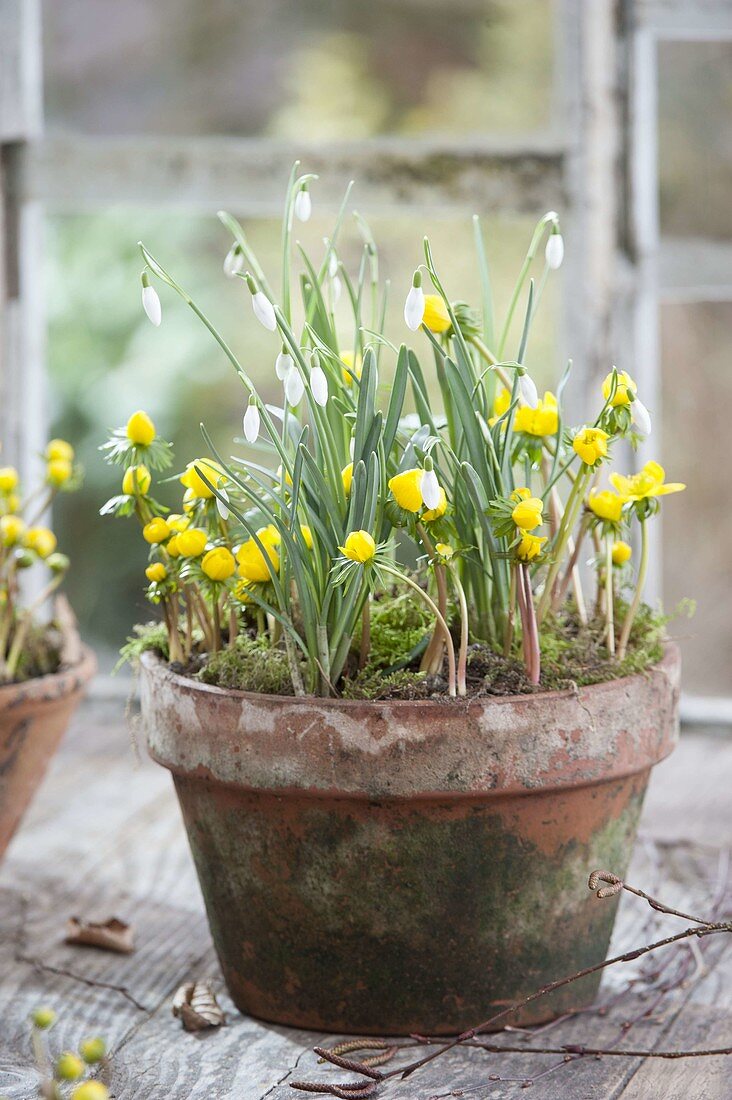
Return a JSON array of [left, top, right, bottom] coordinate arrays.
[[0, 644, 97, 711], [140, 642, 679, 712]]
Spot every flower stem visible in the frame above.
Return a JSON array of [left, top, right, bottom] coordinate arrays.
[[605, 534, 615, 657], [381, 563, 456, 697], [617, 519, 648, 660]]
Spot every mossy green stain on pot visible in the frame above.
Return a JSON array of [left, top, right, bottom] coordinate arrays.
[[141, 647, 679, 1034]]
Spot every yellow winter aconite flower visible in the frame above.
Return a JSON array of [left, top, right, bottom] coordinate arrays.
[[0, 515, 25, 546], [166, 513, 190, 533], [572, 427, 609, 466], [341, 462, 354, 496], [142, 517, 170, 544], [176, 528, 207, 557], [612, 540, 632, 566], [70, 1082, 110, 1100], [122, 464, 151, 495], [257, 524, 280, 547], [180, 458, 224, 499], [492, 387, 511, 421], [340, 350, 362, 384], [435, 542, 454, 560], [514, 392, 559, 437], [166, 534, 181, 558], [587, 488, 625, 524], [145, 562, 167, 583], [510, 486, 532, 503], [201, 546, 236, 581], [610, 460, 685, 502], [237, 537, 279, 583], [511, 496, 544, 531], [602, 370, 636, 407], [126, 410, 156, 446], [339, 530, 376, 563], [25, 527, 57, 559], [516, 532, 548, 561], [182, 487, 197, 513], [422, 294, 451, 334], [388, 468, 423, 513], [300, 525, 314, 549], [422, 487, 447, 523], [45, 439, 74, 463], [47, 458, 73, 488], [0, 467, 19, 493]]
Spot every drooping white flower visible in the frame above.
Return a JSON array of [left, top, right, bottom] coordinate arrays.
[[216, 487, 230, 521], [223, 244, 244, 279], [252, 290, 277, 331], [519, 372, 539, 409], [331, 275, 342, 304], [421, 466, 441, 510], [545, 232, 564, 270], [275, 350, 293, 381], [243, 398, 260, 443], [404, 272, 425, 331], [310, 365, 328, 407], [141, 274, 161, 327], [328, 251, 339, 278], [632, 396, 652, 436], [294, 187, 312, 223], [349, 435, 356, 459], [285, 368, 305, 406]]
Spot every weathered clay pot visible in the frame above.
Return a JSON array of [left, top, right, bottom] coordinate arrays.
[[141, 646, 679, 1035], [0, 647, 96, 860]]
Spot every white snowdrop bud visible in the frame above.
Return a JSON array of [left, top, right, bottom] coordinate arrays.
[[632, 396, 652, 436], [285, 368, 305, 406], [404, 271, 425, 331], [275, 349, 293, 381], [294, 186, 312, 223], [328, 251, 339, 278], [331, 275, 342, 304], [519, 372, 539, 409], [141, 273, 161, 327], [421, 464, 441, 510], [223, 244, 244, 279], [243, 397, 260, 443], [545, 231, 564, 270], [349, 435, 355, 459], [246, 274, 277, 331], [310, 364, 328, 408], [216, 488, 230, 521]]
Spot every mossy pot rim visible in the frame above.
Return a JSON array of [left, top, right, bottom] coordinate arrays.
[[140, 642, 678, 713], [0, 644, 97, 710]]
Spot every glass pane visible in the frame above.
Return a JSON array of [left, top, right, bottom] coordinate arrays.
[[661, 301, 732, 695], [46, 209, 559, 667], [43, 0, 555, 138], [658, 41, 732, 239]]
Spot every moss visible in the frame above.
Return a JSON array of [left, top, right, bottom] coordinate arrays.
[[368, 590, 431, 671], [341, 667, 430, 701], [9, 622, 62, 682], [196, 634, 298, 696]]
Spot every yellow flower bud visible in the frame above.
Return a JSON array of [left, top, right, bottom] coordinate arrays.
[[0, 466, 19, 493], [513, 392, 559, 437], [166, 534, 181, 558], [339, 530, 376, 563], [300, 525, 314, 549], [340, 350, 362, 384], [166, 513, 190, 533], [587, 489, 624, 524], [47, 457, 73, 487], [180, 458, 224, 499], [122, 464, 151, 495], [176, 528, 207, 557], [25, 526, 57, 559], [126, 410, 156, 446], [0, 514, 26, 546], [572, 427, 609, 466], [143, 518, 170, 544], [45, 439, 74, 463], [602, 370, 636, 408], [388, 468, 423, 513], [422, 487, 448, 523], [510, 486, 531, 502], [56, 1052, 85, 1081], [341, 462, 353, 496], [256, 524, 280, 547], [422, 294, 451, 334], [182, 487, 197, 513], [612, 540, 632, 566], [516, 532, 548, 561], [236, 537, 279, 583], [71, 1083, 110, 1100], [31, 1007, 57, 1030], [5, 493, 19, 513], [435, 542, 454, 560], [145, 562, 167, 583], [201, 546, 236, 582], [511, 496, 543, 531], [79, 1037, 106, 1064]]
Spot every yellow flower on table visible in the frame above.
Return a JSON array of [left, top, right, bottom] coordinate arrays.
[[610, 461, 685, 502], [126, 410, 156, 446], [516, 532, 547, 561], [25, 527, 57, 559], [612, 540, 632, 566], [145, 562, 167, 583], [514, 392, 558, 437], [587, 488, 625, 524], [422, 294, 451, 334], [237, 536, 279, 582], [339, 530, 376, 563], [180, 458, 224, 499], [122, 464, 151, 495], [573, 427, 609, 466], [201, 546, 236, 581], [388, 469, 423, 513], [511, 496, 544, 531]]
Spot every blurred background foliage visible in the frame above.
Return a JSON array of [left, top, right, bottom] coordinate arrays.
[[41, 0, 732, 689]]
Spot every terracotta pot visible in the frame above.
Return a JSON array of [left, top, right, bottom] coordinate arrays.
[[141, 646, 679, 1035], [0, 647, 96, 860]]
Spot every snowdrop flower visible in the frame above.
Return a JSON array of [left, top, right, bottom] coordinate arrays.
[[223, 243, 244, 279], [421, 458, 442, 510], [404, 271, 425, 332], [328, 251, 339, 279], [349, 435, 356, 459], [632, 397, 652, 436], [285, 368, 305, 406], [246, 274, 277, 331], [275, 348, 293, 381], [545, 229, 564, 270], [294, 185, 312, 223], [518, 371, 539, 409], [141, 273, 161, 327], [216, 487, 230, 521], [243, 396, 260, 443], [331, 275, 342, 305], [310, 356, 328, 408]]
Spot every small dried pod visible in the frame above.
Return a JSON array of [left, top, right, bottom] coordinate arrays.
[[588, 869, 623, 898], [172, 979, 225, 1031]]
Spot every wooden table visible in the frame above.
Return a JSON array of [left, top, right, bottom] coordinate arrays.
[[1, 695, 731, 1099]]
